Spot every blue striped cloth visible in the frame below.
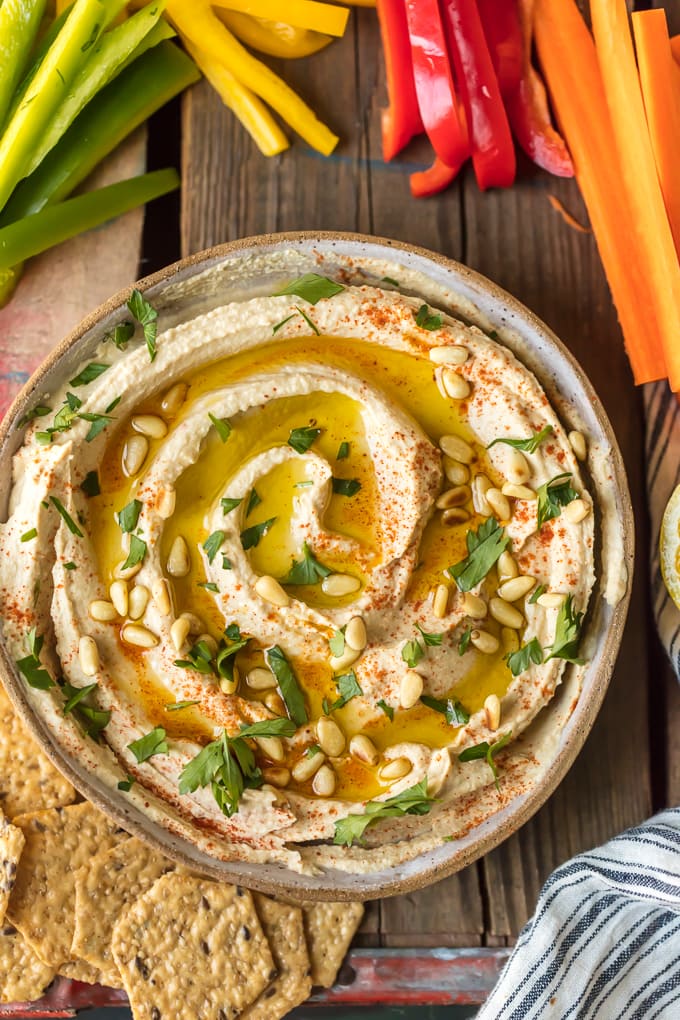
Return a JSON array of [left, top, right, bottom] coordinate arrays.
[[478, 381, 680, 1017]]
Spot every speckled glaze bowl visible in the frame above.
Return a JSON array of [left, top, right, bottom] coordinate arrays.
[[0, 232, 633, 900]]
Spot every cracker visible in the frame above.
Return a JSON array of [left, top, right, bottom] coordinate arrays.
[[0, 813, 24, 925], [111, 874, 276, 1020], [301, 900, 364, 987], [6, 802, 127, 967], [241, 895, 311, 1020], [0, 925, 56, 1004], [58, 957, 109, 985], [0, 683, 75, 816], [72, 837, 177, 987]]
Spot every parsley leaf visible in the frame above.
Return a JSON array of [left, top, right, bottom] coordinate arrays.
[[50, 496, 83, 537], [546, 594, 584, 664], [272, 313, 296, 335], [401, 639, 424, 669], [238, 718, 296, 739], [64, 561, 77, 570], [333, 779, 434, 846], [118, 775, 135, 791], [221, 497, 242, 514], [458, 732, 512, 791], [415, 624, 443, 647], [377, 699, 394, 721], [448, 518, 510, 592], [203, 530, 225, 564], [127, 289, 158, 362], [62, 681, 99, 715], [128, 727, 168, 763], [488, 426, 554, 454], [16, 629, 54, 690], [414, 304, 442, 331], [421, 695, 469, 725], [21, 528, 37, 542], [274, 273, 345, 304], [80, 470, 100, 497], [327, 671, 363, 712], [536, 474, 579, 530], [458, 626, 472, 655], [69, 363, 110, 387], [79, 411, 114, 443], [178, 730, 263, 818], [296, 306, 320, 335], [18, 405, 51, 427], [76, 704, 111, 739], [332, 477, 361, 497], [198, 581, 219, 593], [306, 743, 322, 757], [116, 499, 142, 533], [209, 413, 231, 442], [337, 441, 350, 460], [105, 322, 134, 349], [266, 645, 308, 726], [381, 276, 399, 287], [121, 534, 146, 571], [246, 489, 261, 516], [284, 542, 331, 584], [240, 516, 276, 550], [529, 584, 546, 604], [329, 628, 345, 656], [507, 637, 544, 676], [165, 700, 201, 712], [288, 426, 321, 454]]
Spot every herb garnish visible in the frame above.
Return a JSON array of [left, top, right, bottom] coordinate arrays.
[[458, 732, 512, 791], [165, 700, 201, 712], [333, 779, 435, 846], [448, 518, 510, 592], [329, 627, 345, 657], [198, 581, 219, 593], [401, 639, 424, 669], [16, 629, 54, 689], [80, 470, 100, 497], [50, 496, 83, 537], [79, 411, 114, 443], [488, 425, 553, 454], [105, 322, 134, 349], [377, 699, 394, 720], [326, 671, 362, 712], [415, 624, 443, 647], [272, 313, 296, 335], [529, 584, 546, 604], [458, 626, 472, 655], [284, 542, 331, 585], [295, 306, 320, 335], [246, 489, 261, 516], [118, 776, 135, 791], [69, 363, 110, 387], [381, 276, 400, 287], [221, 497, 242, 514], [546, 594, 584, 664], [274, 273, 345, 304], [18, 405, 51, 427], [203, 530, 225, 564], [121, 534, 146, 571], [127, 290, 158, 362], [288, 426, 321, 454], [306, 743, 322, 757], [536, 473, 579, 530], [337, 441, 350, 460], [421, 695, 469, 726], [266, 645, 308, 726], [414, 304, 442, 331], [238, 718, 297, 740], [21, 528, 37, 542], [116, 499, 142, 533], [240, 516, 277, 550], [209, 413, 231, 443], [62, 681, 110, 738], [128, 727, 168, 763], [64, 561, 77, 570], [506, 637, 544, 676], [332, 477, 361, 497]]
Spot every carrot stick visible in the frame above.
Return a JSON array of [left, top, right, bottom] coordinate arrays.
[[590, 0, 680, 390], [533, 0, 666, 385], [633, 11, 680, 258]]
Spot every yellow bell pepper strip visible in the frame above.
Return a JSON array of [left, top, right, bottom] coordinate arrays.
[[0, 0, 128, 214], [183, 38, 288, 156], [167, 1, 338, 154], [23, 1, 170, 179], [0, 0, 47, 131], [0, 168, 180, 270], [211, 0, 348, 38], [216, 11, 332, 59], [4, 3, 73, 123]]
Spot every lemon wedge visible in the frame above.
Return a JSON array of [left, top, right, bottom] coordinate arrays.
[[660, 483, 680, 609]]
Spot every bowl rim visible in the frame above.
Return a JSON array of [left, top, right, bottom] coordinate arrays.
[[0, 230, 634, 900]]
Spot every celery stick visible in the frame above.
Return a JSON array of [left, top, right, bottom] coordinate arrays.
[[0, 168, 180, 268], [23, 1, 170, 177], [0, 0, 127, 213], [0, 0, 47, 130], [1, 42, 199, 224]]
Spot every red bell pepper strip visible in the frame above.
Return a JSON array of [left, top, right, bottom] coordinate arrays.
[[442, 0, 516, 191], [410, 156, 462, 199], [477, 0, 523, 95], [504, 0, 573, 177], [376, 0, 422, 161], [404, 0, 468, 170]]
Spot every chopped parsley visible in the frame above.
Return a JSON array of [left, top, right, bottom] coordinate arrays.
[[121, 534, 146, 571], [458, 732, 512, 791], [326, 671, 363, 712], [333, 779, 434, 846], [69, 362, 110, 387], [381, 276, 400, 287], [221, 497, 242, 514], [288, 425, 321, 454], [306, 743, 322, 758], [332, 477, 361, 497], [546, 594, 584, 664], [127, 289, 158, 361], [165, 700, 201, 712], [401, 638, 424, 669], [79, 411, 114, 443], [529, 584, 546, 604], [246, 489, 261, 516], [16, 629, 54, 690], [506, 637, 544, 676], [274, 273, 345, 304], [415, 624, 443, 647], [536, 473, 579, 531], [284, 542, 331, 585], [295, 306, 320, 335], [20, 528, 37, 542], [488, 425, 554, 454], [238, 718, 296, 740], [18, 405, 51, 427], [208, 413, 231, 443], [116, 499, 142, 533], [329, 627, 346, 657], [272, 313, 296, 335], [63, 561, 77, 570], [337, 441, 350, 460], [128, 727, 168, 763], [198, 581, 219, 593], [377, 699, 394, 721], [420, 695, 469, 726], [266, 645, 308, 726], [203, 530, 225, 564], [80, 470, 100, 497], [414, 304, 442, 331], [105, 321, 134, 349], [240, 516, 277, 551], [448, 518, 510, 592], [118, 776, 135, 791], [50, 496, 83, 537], [458, 626, 473, 655]]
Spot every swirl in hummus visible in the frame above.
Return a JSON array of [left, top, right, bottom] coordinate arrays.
[[0, 272, 596, 874]]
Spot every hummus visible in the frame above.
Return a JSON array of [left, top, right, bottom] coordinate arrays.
[[0, 270, 597, 874]]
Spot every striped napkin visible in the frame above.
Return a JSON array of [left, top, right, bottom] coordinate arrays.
[[477, 380, 680, 1018]]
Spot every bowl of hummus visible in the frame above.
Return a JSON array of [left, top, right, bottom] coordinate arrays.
[[0, 232, 632, 899]]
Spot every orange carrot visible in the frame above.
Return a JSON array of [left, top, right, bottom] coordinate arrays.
[[633, 10, 680, 258], [534, 0, 666, 385], [590, 0, 680, 391]]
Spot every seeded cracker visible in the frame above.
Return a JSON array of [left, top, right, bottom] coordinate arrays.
[[0, 683, 75, 816], [0, 926, 56, 1004], [301, 900, 365, 987], [111, 874, 276, 1020], [6, 802, 126, 967], [241, 895, 311, 1020], [58, 958, 109, 985], [72, 837, 179, 987], [0, 813, 24, 925]]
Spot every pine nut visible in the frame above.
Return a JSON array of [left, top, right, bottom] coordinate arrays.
[[501, 627, 519, 653], [462, 592, 487, 619], [254, 574, 290, 607], [167, 536, 190, 578], [180, 612, 204, 634], [317, 716, 346, 756], [312, 764, 336, 797], [246, 667, 277, 691], [264, 691, 286, 715], [131, 414, 168, 439], [121, 624, 158, 649], [349, 734, 379, 766], [442, 507, 470, 526], [380, 757, 412, 781], [502, 482, 537, 501], [262, 766, 290, 788], [490, 597, 524, 629], [441, 368, 471, 400], [433, 583, 449, 619], [498, 550, 518, 581], [109, 580, 129, 616], [152, 578, 171, 616], [498, 576, 535, 602], [436, 485, 470, 510], [484, 694, 501, 731], [197, 634, 218, 657], [122, 435, 148, 477], [255, 736, 284, 764], [486, 488, 511, 520], [440, 434, 474, 464], [472, 473, 493, 516], [89, 599, 117, 622], [329, 646, 360, 672], [563, 499, 590, 524], [429, 345, 468, 365], [128, 585, 149, 621], [78, 636, 99, 676], [568, 430, 587, 461], [322, 573, 361, 597], [434, 367, 449, 402], [292, 751, 325, 783], [161, 382, 188, 417], [220, 673, 239, 695], [471, 629, 500, 654], [506, 449, 531, 484], [400, 670, 423, 710], [345, 616, 367, 652], [537, 592, 565, 609], [443, 457, 469, 485], [170, 616, 190, 652], [113, 559, 142, 581], [157, 487, 176, 519]]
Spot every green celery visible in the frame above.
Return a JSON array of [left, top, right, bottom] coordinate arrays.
[[0, 0, 127, 213], [0, 0, 47, 131], [23, 1, 171, 178], [0, 168, 180, 268], [6, 4, 74, 119]]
